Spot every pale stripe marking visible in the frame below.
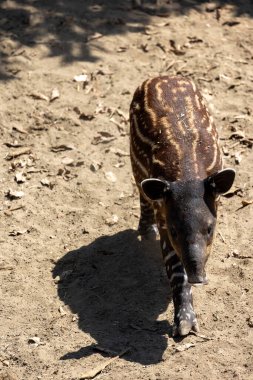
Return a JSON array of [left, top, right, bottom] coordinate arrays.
[[130, 143, 149, 177]]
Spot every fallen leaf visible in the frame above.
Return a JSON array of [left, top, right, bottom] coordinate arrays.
[[229, 131, 245, 140], [59, 306, 66, 316], [28, 336, 45, 347], [144, 27, 159, 36], [30, 92, 49, 101], [222, 20, 240, 27], [113, 161, 125, 168], [117, 46, 128, 53], [4, 141, 24, 148], [174, 343, 195, 353], [41, 178, 55, 189], [246, 317, 253, 327], [87, 32, 103, 42], [241, 199, 253, 207], [92, 132, 116, 145], [5, 147, 31, 160], [61, 157, 74, 166], [108, 148, 129, 157], [79, 113, 95, 121], [105, 171, 117, 183], [6, 189, 25, 200], [0, 265, 14, 271], [105, 214, 119, 226], [57, 167, 77, 181], [73, 74, 89, 82], [90, 162, 102, 172], [15, 172, 26, 183], [9, 229, 28, 236], [50, 87, 60, 102], [187, 36, 203, 44], [169, 40, 186, 55], [234, 151, 242, 165], [140, 43, 149, 52], [28, 336, 41, 345], [12, 124, 28, 134], [51, 144, 74, 152]]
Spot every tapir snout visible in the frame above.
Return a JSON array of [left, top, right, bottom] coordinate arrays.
[[181, 242, 209, 285]]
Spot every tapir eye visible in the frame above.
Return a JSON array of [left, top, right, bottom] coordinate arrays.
[[207, 225, 213, 236]]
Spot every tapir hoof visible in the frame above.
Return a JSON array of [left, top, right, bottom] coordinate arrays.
[[138, 223, 159, 241], [172, 318, 199, 337]]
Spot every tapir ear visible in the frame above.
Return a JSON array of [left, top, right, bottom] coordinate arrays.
[[205, 168, 236, 194], [141, 178, 170, 201]]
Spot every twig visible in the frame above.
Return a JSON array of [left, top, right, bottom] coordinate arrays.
[[80, 348, 130, 379], [218, 231, 226, 243]]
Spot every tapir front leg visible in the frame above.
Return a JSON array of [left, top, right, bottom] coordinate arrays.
[[154, 205, 199, 336], [138, 194, 158, 238]]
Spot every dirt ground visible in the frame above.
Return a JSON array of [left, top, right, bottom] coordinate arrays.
[[0, 1, 253, 379]]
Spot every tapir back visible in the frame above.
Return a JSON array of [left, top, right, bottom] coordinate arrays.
[[130, 76, 222, 185]]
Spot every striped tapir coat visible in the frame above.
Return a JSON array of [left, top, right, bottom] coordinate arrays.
[[130, 76, 235, 336]]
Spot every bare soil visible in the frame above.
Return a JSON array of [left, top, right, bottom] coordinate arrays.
[[0, 1, 252, 379]]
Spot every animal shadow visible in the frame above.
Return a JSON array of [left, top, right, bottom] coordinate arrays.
[[53, 229, 172, 365]]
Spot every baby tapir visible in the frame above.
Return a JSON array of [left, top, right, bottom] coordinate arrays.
[[129, 76, 235, 336]]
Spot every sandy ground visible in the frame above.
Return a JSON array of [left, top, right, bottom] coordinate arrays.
[[0, 1, 253, 379]]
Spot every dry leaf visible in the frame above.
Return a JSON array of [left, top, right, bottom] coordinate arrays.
[[15, 172, 26, 183], [79, 113, 95, 121], [241, 199, 253, 207], [51, 144, 74, 152], [105, 214, 119, 226], [87, 32, 103, 41], [73, 74, 89, 82], [12, 124, 28, 134], [117, 46, 128, 53], [246, 317, 253, 327], [92, 132, 116, 145], [144, 27, 159, 36], [234, 152, 242, 165], [6, 147, 31, 160], [229, 131, 245, 140], [90, 162, 102, 172], [30, 92, 49, 101], [105, 171, 117, 183], [109, 148, 129, 157], [6, 189, 25, 200], [5, 141, 24, 148], [222, 20, 240, 27], [59, 306, 66, 316], [28, 336, 41, 345], [28, 336, 44, 347], [113, 161, 125, 168], [41, 178, 54, 189], [170, 40, 186, 55], [9, 229, 28, 236], [174, 343, 195, 352], [0, 265, 13, 271], [50, 87, 60, 102], [61, 157, 74, 166]]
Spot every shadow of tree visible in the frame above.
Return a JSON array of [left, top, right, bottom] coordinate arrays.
[[53, 229, 173, 365], [0, 0, 253, 79]]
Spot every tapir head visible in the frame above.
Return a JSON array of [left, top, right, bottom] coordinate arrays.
[[141, 169, 235, 285]]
